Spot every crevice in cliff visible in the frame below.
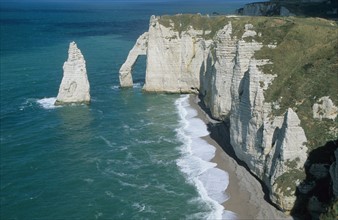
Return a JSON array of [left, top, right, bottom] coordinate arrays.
[[197, 95, 283, 212]]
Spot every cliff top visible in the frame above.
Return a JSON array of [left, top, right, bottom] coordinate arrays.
[[158, 14, 337, 40]]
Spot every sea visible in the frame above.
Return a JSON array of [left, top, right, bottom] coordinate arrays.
[[0, 1, 246, 219]]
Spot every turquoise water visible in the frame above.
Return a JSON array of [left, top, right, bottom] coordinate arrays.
[[0, 2, 243, 219]]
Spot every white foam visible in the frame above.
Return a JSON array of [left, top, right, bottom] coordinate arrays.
[[132, 202, 156, 214], [133, 83, 142, 88], [37, 97, 60, 109], [184, 118, 210, 138], [105, 191, 115, 198], [223, 210, 238, 219], [111, 85, 120, 90], [186, 106, 198, 119], [99, 136, 116, 148], [199, 167, 230, 204], [84, 178, 94, 184], [191, 138, 216, 163], [175, 94, 236, 220], [118, 180, 149, 189], [20, 98, 36, 110], [177, 155, 216, 178]]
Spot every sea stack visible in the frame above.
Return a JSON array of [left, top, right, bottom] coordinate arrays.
[[55, 41, 90, 105]]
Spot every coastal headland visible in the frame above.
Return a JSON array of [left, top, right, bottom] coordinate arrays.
[[120, 14, 338, 218]]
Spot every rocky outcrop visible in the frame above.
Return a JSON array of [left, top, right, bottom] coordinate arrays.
[[313, 96, 338, 121], [119, 32, 148, 87], [269, 109, 308, 209], [55, 42, 90, 105]]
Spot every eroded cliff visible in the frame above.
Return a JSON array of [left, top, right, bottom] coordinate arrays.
[[120, 14, 338, 216]]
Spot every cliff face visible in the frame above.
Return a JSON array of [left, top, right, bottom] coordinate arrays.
[[55, 42, 90, 105], [120, 14, 338, 214], [143, 16, 214, 93]]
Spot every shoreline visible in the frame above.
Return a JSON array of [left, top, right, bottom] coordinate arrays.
[[188, 94, 289, 219]]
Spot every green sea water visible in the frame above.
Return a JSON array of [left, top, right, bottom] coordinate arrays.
[[0, 2, 244, 219]]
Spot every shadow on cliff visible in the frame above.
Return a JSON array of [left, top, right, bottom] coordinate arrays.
[[291, 139, 338, 220], [196, 96, 283, 211], [237, 1, 338, 19]]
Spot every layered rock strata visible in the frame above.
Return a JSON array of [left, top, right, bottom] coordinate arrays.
[[55, 42, 90, 105]]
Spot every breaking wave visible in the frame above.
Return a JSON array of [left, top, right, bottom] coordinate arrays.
[[175, 95, 237, 220], [36, 97, 59, 109]]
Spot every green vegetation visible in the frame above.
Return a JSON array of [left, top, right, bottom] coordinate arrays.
[[285, 158, 300, 169], [254, 17, 338, 150], [158, 14, 228, 39], [320, 200, 338, 220], [158, 14, 297, 40], [274, 158, 303, 197], [245, 0, 337, 19], [275, 168, 306, 197], [280, 1, 337, 19]]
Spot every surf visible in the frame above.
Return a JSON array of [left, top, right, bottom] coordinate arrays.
[[175, 94, 237, 219]]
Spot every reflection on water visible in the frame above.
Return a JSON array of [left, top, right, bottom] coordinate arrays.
[[57, 104, 93, 144]]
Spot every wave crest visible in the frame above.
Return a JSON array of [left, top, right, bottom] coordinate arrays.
[[175, 95, 236, 220], [37, 97, 59, 109]]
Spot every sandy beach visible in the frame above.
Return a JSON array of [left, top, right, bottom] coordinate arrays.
[[189, 95, 290, 219]]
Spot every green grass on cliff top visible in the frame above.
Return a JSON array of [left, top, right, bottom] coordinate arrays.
[[253, 17, 338, 150], [159, 14, 228, 39], [159, 14, 338, 150]]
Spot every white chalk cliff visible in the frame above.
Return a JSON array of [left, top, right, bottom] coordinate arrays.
[[120, 15, 337, 213], [143, 16, 213, 93], [55, 42, 90, 105], [119, 32, 148, 87]]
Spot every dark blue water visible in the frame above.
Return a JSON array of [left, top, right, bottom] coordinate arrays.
[[0, 2, 244, 219]]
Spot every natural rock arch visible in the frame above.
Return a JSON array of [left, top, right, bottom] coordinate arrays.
[[119, 32, 148, 87]]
